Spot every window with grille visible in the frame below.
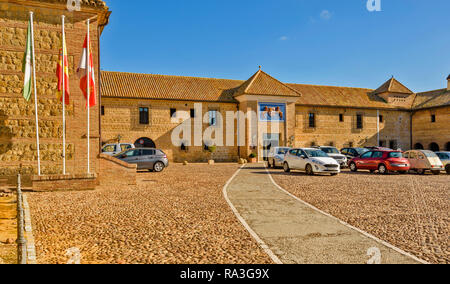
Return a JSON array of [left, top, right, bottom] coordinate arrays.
[[139, 107, 149, 125]]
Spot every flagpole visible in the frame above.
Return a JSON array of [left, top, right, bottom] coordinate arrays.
[[30, 12, 41, 176], [62, 15, 66, 175], [86, 19, 90, 174]]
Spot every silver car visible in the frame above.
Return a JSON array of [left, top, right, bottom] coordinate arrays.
[[317, 146, 348, 167], [114, 148, 169, 172], [436, 152, 450, 174], [267, 147, 291, 168]]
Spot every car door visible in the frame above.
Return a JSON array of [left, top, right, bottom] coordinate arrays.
[[140, 149, 156, 169], [287, 149, 298, 169], [357, 151, 373, 169], [121, 149, 141, 165], [417, 152, 427, 169], [296, 150, 308, 170], [407, 151, 418, 169], [371, 151, 384, 170]]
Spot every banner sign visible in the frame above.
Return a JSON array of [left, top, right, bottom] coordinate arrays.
[[259, 103, 286, 122]]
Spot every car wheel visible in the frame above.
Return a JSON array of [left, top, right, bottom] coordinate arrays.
[[331, 173, 338, 176], [153, 162, 165, 173], [446, 165, 450, 175], [399, 171, 408, 175], [273, 160, 277, 169], [350, 163, 358, 172], [370, 170, 375, 174], [378, 164, 388, 175], [306, 164, 314, 176], [417, 169, 425, 175], [431, 171, 441, 176], [283, 162, 291, 173]]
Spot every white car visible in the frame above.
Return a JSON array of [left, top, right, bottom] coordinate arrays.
[[283, 148, 340, 176], [102, 143, 135, 156], [267, 147, 291, 168], [317, 146, 348, 167]]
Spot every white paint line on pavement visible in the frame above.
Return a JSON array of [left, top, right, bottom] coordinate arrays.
[[223, 165, 283, 264], [22, 194, 37, 264], [265, 166, 429, 264]]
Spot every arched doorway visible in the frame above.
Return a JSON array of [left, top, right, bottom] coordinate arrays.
[[134, 137, 156, 148], [414, 143, 424, 150], [429, 143, 440, 152], [446, 142, 450, 151]]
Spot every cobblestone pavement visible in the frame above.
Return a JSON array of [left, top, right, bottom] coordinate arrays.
[[227, 165, 421, 264], [27, 164, 272, 264], [270, 168, 449, 264], [0, 192, 16, 264]]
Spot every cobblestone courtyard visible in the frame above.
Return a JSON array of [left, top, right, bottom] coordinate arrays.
[[28, 164, 272, 264]]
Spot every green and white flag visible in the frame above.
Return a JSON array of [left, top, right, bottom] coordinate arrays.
[[22, 20, 32, 102]]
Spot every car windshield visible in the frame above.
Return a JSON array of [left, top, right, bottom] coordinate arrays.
[[321, 148, 340, 154], [305, 150, 329, 158], [355, 148, 370, 155], [423, 151, 438, 158], [388, 152, 403, 158], [277, 148, 290, 155]]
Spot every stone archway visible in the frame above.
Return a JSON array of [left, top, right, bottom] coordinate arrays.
[[446, 142, 450, 151], [414, 143, 424, 150], [429, 143, 440, 152], [134, 137, 156, 148]]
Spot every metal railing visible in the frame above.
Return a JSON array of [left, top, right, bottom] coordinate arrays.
[[16, 174, 27, 264]]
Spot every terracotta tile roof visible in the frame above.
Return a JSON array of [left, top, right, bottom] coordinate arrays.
[[372, 77, 414, 95], [413, 89, 450, 110], [101, 71, 449, 110], [286, 84, 407, 109], [234, 70, 302, 98], [101, 71, 242, 103]]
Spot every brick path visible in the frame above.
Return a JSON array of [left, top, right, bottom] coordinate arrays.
[[225, 164, 424, 264]]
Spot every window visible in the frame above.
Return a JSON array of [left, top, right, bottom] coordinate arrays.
[[356, 114, 363, 129], [373, 152, 383, 158], [379, 140, 386, 147], [170, 108, 177, 118], [389, 152, 403, 158], [349, 142, 354, 148], [308, 113, 316, 128], [289, 149, 298, 156], [102, 145, 116, 153], [209, 110, 217, 126], [181, 143, 188, 152], [341, 149, 348, 155], [431, 115, 436, 123], [139, 107, 149, 125], [339, 114, 344, 122], [379, 115, 383, 123], [101, 106, 105, 116], [142, 149, 156, 156], [361, 152, 373, 159], [190, 109, 196, 118], [120, 144, 133, 152]]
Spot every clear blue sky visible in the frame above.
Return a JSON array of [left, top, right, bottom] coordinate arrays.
[[100, 0, 450, 92]]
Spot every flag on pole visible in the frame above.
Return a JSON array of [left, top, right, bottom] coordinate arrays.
[[77, 35, 96, 108], [22, 21, 32, 102], [56, 33, 70, 105]]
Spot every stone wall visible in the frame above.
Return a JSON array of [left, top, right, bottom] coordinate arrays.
[[101, 98, 239, 162], [294, 106, 412, 150], [32, 173, 97, 192], [98, 153, 137, 187], [412, 106, 450, 151], [0, 2, 102, 184]]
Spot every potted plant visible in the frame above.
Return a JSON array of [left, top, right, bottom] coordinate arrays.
[[208, 145, 217, 165], [249, 153, 257, 163]]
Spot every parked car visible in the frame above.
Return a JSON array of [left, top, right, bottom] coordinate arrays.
[[340, 147, 370, 160], [436, 152, 450, 174], [284, 148, 340, 176], [267, 147, 291, 168], [348, 150, 410, 174], [317, 146, 348, 167], [114, 148, 169, 172], [102, 143, 135, 156], [404, 150, 444, 175]]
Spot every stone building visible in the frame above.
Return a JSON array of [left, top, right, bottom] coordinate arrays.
[[100, 70, 450, 163], [1, 0, 449, 183], [0, 0, 110, 185]]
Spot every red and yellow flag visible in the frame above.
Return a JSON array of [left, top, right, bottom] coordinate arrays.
[[77, 35, 96, 108], [56, 34, 70, 105]]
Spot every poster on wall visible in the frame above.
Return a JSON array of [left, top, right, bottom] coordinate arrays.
[[259, 103, 286, 122]]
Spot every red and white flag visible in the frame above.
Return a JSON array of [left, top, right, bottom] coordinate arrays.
[[77, 35, 96, 108]]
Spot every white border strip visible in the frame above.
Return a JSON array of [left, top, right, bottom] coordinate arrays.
[[22, 194, 37, 264], [223, 165, 283, 264], [265, 167, 429, 264]]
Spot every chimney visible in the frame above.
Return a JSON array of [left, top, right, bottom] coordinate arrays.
[[447, 74, 450, 91]]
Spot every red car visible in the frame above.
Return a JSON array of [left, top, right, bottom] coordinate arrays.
[[348, 150, 411, 174]]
